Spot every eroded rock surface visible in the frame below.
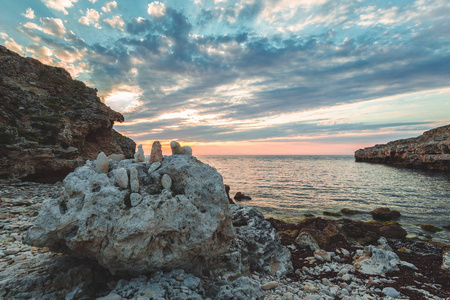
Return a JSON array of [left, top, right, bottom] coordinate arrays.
[[24, 155, 235, 275], [0, 45, 135, 182], [355, 124, 450, 170]]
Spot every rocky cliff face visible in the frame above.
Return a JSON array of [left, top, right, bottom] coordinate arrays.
[[355, 125, 450, 170], [0, 45, 135, 182]]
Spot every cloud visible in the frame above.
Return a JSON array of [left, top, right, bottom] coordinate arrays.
[[78, 9, 100, 27], [103, 15, 125, 31], [5, 38, 24, 54], [41, 0, 78, 15], [0, 32, 8, 40], [26, 43, 54, 64], [24, 17, 67, 38], [22, 8, 35, 19], [147, 1, 166, 18], [102, 1, 117, 13]]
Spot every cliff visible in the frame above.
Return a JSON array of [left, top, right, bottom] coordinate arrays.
[[0, 45, 135, 182], [355, 125, 450, 170]]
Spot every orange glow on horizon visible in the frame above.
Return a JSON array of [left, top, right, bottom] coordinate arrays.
[[132, 140, 377, 156]]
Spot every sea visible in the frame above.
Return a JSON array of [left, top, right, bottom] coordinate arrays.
[[198, 155, 450, 244]]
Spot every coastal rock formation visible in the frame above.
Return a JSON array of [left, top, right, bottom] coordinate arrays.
[[170, 141, 192, 155], [210, 205, 293, 279], [24, 154, 235, 275], [355, 124, 450, 170], [371, 207, 401, 221], [150, 141, 163, 163], [0, 45, 135, 182]]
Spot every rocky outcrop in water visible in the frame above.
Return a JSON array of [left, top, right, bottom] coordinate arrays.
[[0, 45, 135, 182], [355, 124, 450, 170]]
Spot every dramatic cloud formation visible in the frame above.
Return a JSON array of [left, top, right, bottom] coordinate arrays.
[[41, 0, 78, 15], [1, 0, 449, 154]]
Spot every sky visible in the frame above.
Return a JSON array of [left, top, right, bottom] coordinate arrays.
[[1, 0, 449, 155]]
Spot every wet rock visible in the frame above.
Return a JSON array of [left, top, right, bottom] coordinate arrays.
[[25, 155, 234, 276], [420, 224, 442, 233], [340, 208, 361, 215], [379, 224, 407, 239], [370, 207, 401, 221], [234, 192, 251, 201], [150, 141, 163, 163], [224, 185, 234, 204]]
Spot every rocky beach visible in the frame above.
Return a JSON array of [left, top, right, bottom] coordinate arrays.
[[1, 46, 449, 300]]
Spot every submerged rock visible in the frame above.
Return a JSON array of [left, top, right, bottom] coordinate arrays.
[[234, 192, 252, 201], [25, 155, 234, 275], [355, 124, 450, 170], [371, 207, 401, 221]]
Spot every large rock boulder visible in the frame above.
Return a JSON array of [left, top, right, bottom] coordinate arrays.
[[355, 124, 450, 170], [24, 155, 235, 275], [0, 45, 135, 183], [210, 205, 293, 279]]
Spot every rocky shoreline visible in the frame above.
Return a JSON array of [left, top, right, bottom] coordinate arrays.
[[355, 125, 450, 171], [1, 178, 449, 299]]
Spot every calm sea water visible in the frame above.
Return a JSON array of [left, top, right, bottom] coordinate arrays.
[[198, 155, 450, 243]]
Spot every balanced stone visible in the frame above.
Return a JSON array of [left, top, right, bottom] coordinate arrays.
[[150, 141, 163, 163], [134, 144, 145, 162], [108, 154, 125, 162], [95, 152, 109, 173], [170, 141, 184, 154], [130, 167, 139, 193], [115, 168, 128, 189], [161, 174, 172, 189], [148, 162, 161, 174], [182, 146, 192, 155]]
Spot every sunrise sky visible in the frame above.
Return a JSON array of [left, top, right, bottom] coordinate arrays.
[[1, 0, 449, 155]]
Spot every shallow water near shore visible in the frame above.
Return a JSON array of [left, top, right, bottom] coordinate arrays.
[[199, 155, 450, 243]]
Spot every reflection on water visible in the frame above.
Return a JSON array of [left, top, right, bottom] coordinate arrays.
[[199, 155, 450, 243]]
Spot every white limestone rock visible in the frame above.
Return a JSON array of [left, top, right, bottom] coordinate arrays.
[[115, 168, 128, 189], [24, 155, 234, 276], [95, 152, 109, 174], [161, 174, 172, 190], [210, 205, 293, 279], [108, 154, 125, 162], [295, 232, 320, 251], [148, 162, 161, 174], [130, 167, 139, 193], [130, 193, 142, 207], [182, 146, 192, 155], [353, 245, 400, 275], [442, 250, 450, 272], [134, 144, 145, 162], [170, 141, 192, 155]]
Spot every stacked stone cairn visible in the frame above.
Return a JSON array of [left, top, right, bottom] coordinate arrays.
[[23, 141, 292, 299]]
